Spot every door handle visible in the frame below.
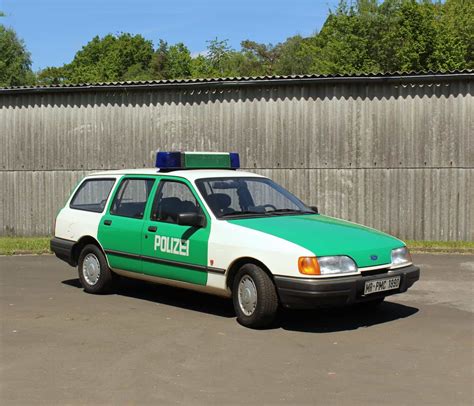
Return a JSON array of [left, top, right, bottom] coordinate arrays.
[[148, 226, 157, 232], [103, 220, 112, 226]]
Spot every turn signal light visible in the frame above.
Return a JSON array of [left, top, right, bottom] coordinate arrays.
[[298, 257, 321, 275]]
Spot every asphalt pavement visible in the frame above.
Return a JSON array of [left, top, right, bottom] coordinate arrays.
[[1, 253, 473, 405]]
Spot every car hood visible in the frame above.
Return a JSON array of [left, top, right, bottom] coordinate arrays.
[[228, 214, 404, 268]]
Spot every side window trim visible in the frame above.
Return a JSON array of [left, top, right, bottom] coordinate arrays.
[[108, 177, 156, 220], [150, 179, 205, 224], [69, 177, 116, 213]]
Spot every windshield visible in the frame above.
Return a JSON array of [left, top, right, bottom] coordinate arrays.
[[195, 177, 316, 219]]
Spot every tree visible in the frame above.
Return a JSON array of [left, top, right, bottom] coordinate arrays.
[[305, 0, 473, 74], [241, 40, 280, 75], [189, 38, 249, 78], [165, 43, 192, 78], [436, 0, 474, 69], [36, 66, 69, 85], [274, 35, 319, 75], [190, 54, 213, 78], [310, 0, 385, 74], [206, 38, 233, 76], [149, 41, 192, 79], [66, 33, 154, 83], [0, 24, 34, 86], [150, 40, 170, 79]]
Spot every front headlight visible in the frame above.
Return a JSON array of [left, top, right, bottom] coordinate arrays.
[[298, 256, 357, 276], [391, 246, 412, 266], [318, 256, 357, 275]]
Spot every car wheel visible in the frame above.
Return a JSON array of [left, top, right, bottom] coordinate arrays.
[[78, 244, 114, 294], [232, 263, 279, 328]]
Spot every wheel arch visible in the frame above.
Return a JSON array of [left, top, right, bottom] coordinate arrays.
[[225, 256, 276, 291], [71, 236, 109, 267]]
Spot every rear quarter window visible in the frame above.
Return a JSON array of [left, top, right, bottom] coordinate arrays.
[[70, 178, 116, 213]]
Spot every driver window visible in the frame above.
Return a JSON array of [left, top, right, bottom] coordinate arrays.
[[151, 181, 200, 224]]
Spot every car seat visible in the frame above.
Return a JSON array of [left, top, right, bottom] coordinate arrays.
[[206, 193, 234, 216]]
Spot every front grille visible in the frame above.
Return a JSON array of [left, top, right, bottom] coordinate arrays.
[[360, 267, 390, 276]]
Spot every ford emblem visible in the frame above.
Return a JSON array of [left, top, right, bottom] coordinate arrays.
[[370, 255, 378, 260]]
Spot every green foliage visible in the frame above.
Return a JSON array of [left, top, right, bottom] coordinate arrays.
[[150, 41, 192, 79], [1, 0, 473, 87], [273, 36, 319, 75], [240, 40, 280, 75], [311, 0, 473, 74], [65, 33, 154, 83], [36, 66, 68, 85], [205, 38, 235, 76], [0, 25, 34, 86]]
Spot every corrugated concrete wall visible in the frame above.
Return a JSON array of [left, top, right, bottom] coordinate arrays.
[[1, 74, 473, 240]]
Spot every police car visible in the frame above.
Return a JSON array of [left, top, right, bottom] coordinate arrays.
[[51, 152, 420, 328]]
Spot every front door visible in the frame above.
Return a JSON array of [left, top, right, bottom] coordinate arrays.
[[99, 176, 156, 273], [141, 178, 210, 285]]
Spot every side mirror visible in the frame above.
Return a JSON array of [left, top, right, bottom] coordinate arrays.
[[310, 206, 319, 214], [177, 212, 206, 228]]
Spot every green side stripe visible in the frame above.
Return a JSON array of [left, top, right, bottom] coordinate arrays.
[[104, 249, 226, 274]]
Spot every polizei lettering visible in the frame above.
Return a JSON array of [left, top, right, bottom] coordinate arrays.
[[154, 235, 190, 257]]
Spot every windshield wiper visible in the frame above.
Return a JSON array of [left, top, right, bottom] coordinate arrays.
[[266, 209, 316, 215], [220, 211, 267, 218]]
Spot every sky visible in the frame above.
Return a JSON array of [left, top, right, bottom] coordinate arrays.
[[1, 0, 339, 71]]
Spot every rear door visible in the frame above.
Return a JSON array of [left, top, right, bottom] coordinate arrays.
[[141, 178, 211, 285], [98, 176, 156, 273]]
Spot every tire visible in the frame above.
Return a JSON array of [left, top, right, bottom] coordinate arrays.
[[232, 263, 279, 329], [78, 244, 114, 294]]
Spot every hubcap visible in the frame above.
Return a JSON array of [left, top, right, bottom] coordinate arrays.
[[238, 275, 257, 316], [83, 253, 100, 285]]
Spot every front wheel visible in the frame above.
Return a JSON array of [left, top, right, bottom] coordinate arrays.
[[78, 244, 114, 294], [232, 264, 279, 329]]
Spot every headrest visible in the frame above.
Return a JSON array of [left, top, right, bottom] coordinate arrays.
[[160, 197, 181, 210], [206, 193, 231, 209]]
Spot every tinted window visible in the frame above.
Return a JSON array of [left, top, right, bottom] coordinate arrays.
[[70, 178, 115, 213], [151, 181, 200, 224], [196, 177, 314, 219], [110, 178, 155, 219]]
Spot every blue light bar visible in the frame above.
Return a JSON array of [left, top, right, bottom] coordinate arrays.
[[229, 152, 240, 169], [155, 152, 182, 169]]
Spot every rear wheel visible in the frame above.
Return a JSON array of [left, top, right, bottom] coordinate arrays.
[[232, 263, 279, 329], [78, 244, 114, 294]]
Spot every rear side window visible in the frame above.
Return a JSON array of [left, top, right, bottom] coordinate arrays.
[[110, 178, 155, 219], [70, 178, 116, 213]]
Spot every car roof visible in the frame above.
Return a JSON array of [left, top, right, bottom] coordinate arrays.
[[87, 168, 265, 181]]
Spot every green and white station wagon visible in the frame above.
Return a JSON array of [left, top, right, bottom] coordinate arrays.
[[51, 152, 420, 328]]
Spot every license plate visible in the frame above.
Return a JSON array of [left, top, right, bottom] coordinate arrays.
[[364, 276, 401, 295]]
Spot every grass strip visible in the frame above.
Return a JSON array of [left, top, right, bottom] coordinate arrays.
[[0, 237, 51, 255], [405, 240, 474, 253]]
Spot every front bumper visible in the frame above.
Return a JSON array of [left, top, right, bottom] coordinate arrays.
[[274, 264, 420, 309]]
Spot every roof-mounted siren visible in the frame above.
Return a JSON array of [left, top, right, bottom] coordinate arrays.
[[155, 151, 240, 171]]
